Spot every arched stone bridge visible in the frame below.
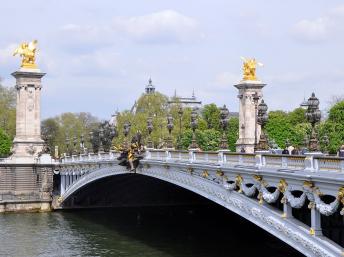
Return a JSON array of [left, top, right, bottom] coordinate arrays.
[[56, 150, 344, 257]]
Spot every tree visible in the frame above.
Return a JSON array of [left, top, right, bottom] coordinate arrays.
[[0, 83, 16, 139], [318, 100, 344, 154], [288, 108, 307, 125], [41, 118, 60, 153], [0, 128, 11, 157], [328, 101, 344, 124], [227, 117, 239, 152], [41, 112, 100, 155], [202, 104, 220, 130]]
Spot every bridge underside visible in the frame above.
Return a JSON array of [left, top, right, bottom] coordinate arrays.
[[58, 162, 344, 257], [62, 174, 210, 208]]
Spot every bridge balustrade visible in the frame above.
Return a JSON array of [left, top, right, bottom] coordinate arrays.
[[61, 149, 344, 173], [315, 156, 344, 172]]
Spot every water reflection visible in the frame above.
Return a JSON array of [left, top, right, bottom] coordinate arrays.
[[0, 205, 304, 257]]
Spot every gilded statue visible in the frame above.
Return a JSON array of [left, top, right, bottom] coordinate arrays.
[[241, 57, 263, 81], [13, 40, 38, 68]]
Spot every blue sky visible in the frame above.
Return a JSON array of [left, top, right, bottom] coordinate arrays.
[[1, 0, 344, 119]]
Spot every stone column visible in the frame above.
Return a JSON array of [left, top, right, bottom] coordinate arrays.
[[61, 175, 66, 195], [234, 81, 265, 153], [11, 68, 46, 163]]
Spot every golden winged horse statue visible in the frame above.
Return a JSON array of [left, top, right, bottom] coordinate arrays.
[[240, 57, 263, 81], [13, 40, 38, 68]]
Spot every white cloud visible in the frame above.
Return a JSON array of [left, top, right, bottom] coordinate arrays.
[[291, 4, 344, 43], [292, 18, 331, 42], [112, 10, 202, 44], [215, 72, 241, 87]]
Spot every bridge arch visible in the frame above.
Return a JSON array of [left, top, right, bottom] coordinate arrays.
[[57, 161, 340, 257]]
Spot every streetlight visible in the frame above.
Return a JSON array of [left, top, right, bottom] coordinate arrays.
[[256, 99, 269, 151], [146, 115, 154, 149], [72, 135, 78, 155], [80, 133, 85, 154], [123, 121, 131, 148], [166, 113, 174, 149], [252, 92, 260, 150], [219, 105, 229, 149], [98, 128, 104, 153], [189, 107, 199, 149], [65, 135, 70, 156], [305, 92, 321, 152], [178, 107, 183, 149], [89, 131, 94, 153]]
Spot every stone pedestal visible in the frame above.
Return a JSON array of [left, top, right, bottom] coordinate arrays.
[[234, 80, 266, 153], [10, 68, 46, 163], [304, 152, 323, 172]]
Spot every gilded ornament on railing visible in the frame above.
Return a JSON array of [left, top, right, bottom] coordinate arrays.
[[338, 187, 344, 200], [277, 179, 288, 193], [202, 170, 209, 178], [303, 181, 314, 189], [241, 57, 263, 81], [187, 167, 194, 174], [13, 40, 38, 68], [253, 175, 263, 182], [235, 175, 243, 193], [216, 170, 224, 177]]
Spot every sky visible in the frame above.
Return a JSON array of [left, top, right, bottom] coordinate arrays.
[[1, 0, 344, 120]]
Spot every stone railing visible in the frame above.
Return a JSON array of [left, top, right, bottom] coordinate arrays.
[[61, 149, 344, 173], [61, 151, 120, 164]]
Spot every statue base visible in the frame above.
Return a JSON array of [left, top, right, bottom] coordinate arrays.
[[8, 138, 45, 164]]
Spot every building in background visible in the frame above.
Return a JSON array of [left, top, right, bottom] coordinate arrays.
[[168, 89, 202, 109]]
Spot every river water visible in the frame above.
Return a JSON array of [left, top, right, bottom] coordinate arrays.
[[0, 205, 304, 257]]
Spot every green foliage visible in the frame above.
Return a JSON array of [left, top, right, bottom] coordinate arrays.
[[227, 117, 239, 152], [316, 100, 344, 154], [196, 129, 222, 151], [265, 110, 308, 148], [41, 112, 99, 155], [202, 104, 220, 130], [318, 121, 344, 154], [0, 83, 16, 139], [41, 118, 60, 153], [288, 108, 307, 125], [113, 92, 170, 148], [179, 129, 221, 151], [328, 101, 344, 124], [0, 128, 11, 157]]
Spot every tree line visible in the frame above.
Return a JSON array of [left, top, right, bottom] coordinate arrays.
[[0, 82, 343, 156]]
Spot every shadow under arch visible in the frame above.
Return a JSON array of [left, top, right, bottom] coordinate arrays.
[[60, 170, 304, 257], [59, 165, 338, 257]]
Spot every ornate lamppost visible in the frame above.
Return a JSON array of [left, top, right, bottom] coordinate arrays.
[[178, 107, 183, 149], [98, 128, 105, 153], [166, 113, 174, 149], [109, 124, 117, 150], [219, 105, 229, 149], [256, 99, 269, 151], [72, 135, 78, 155], [80, 133, 85, 154], [123, 121, 131, 148], [89, 131, 94, 153], [146, 116, 154, 149], [189, 107, 199, 149], [252, 92, 260, 150], [305, 93, 321, 152], [65, 135, 71, 156]]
